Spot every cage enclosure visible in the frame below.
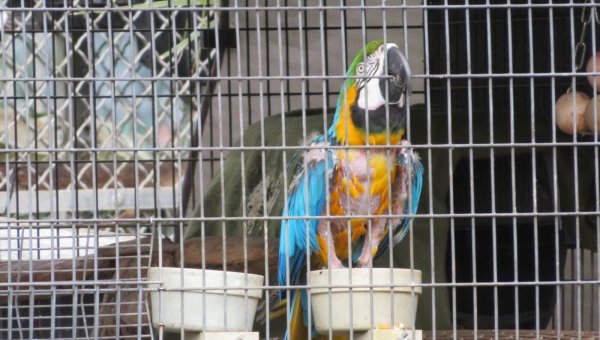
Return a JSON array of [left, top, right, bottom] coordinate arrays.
[[1, 1, 600, 339]]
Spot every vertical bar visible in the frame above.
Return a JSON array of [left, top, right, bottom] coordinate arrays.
[[145, 2, 164, 337], [295, 2, 311, 338], [276, 0, 293, 336], [82, 0, 98, 336], [212, 2, 228, 332], [442, 2, 457, 338], [483, 0, 497, 337], [107, 0, 122, 334], [317, 2, 335, 338], [525, 2, 541, 337], [592, 3, 600, 336], [402, 2, 419, 337], [338, 1, 354, 339], [422, 2, 437, 336], [193, 0, 210, 333], [463, 2, 478, 337], [547, 1, 563, 336], [302, 0, 310, 109], [506, 1, 516, 336], [357, 2, 375, 337], [157, 218, 165, 340], [251, 0, 264, 331], [284, 0, 292, 113], [265, 4, 273, 118], [382, 1, 396, 334], [38, 1, 58, 337], [257, 1, 273, 334], [338, 2, 352, 340], [568, 3, 583, 336], [0, 2, 13, 336], [16, 3, 36, 337], [245, 0, 252, 125], [225, 5, 234, 147]]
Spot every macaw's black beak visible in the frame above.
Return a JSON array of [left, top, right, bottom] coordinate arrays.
[[380, 45, 411, 104]]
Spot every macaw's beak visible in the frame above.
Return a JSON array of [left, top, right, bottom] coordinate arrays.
[[380, 44, 411, 104]]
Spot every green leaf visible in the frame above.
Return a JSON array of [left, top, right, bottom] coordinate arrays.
[[159, 29, 214, 61]]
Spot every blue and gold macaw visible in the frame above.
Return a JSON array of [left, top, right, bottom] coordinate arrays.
[[277, 40, 423, 339]]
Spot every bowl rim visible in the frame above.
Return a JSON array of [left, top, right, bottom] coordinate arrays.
[[307, 268, 423, 294], [147, 266, 265, 281]]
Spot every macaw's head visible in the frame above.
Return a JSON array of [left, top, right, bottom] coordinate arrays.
[[329, 40, 411, 145]]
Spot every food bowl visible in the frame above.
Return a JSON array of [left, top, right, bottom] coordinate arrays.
[[147, 267, 264, 332], [308, 268, 421, 335]]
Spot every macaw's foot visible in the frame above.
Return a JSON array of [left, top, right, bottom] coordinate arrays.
[[356, 254, 373, 268], [328, 256, 345, 269], [356, 249, 373, 267], [356, 242, 378, 267]]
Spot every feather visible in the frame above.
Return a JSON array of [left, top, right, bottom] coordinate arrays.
[[287, 290, 309, 340], [278, 140, 337, 294], [375, 149, 424, 258], [278, 137, 338, 338]]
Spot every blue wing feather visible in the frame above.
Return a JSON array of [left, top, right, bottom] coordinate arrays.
[[396, 156, 423, 243], [278, 139, 337, 339], [278, 141, 337, 297]]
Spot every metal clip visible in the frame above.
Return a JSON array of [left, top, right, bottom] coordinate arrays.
[[581, 4, 591, 24], [574, 0, 593, 71], [575, 41, 588, 71]]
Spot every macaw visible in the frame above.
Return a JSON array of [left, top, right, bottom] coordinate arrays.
[[277, 40, 423, 339]]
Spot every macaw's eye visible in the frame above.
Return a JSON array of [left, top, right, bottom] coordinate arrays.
[[356, 62, 365, 74], [378, 44, 385, 53]]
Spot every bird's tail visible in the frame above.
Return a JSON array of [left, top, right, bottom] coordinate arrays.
[[283, 290, 309, 340], [273, 290, 353, 340]]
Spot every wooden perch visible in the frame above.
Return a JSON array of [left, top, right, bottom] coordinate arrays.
[[0, 235, 279, 337]]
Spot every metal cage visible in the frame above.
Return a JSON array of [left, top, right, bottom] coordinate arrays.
[[1, 1, 599, 339]]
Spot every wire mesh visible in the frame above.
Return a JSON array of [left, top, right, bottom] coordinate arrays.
[[0, 1, 599, 339]]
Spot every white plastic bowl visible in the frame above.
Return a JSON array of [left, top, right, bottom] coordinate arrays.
[[147, 267, 264, 332], [308, 268, 421, 335]]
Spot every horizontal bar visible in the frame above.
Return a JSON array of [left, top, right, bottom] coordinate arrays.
[[0, 3, 597, 13], [0, 71, 599, 82], [0, 24, 424, 35], [1, 209, 598, 226], [1, 140, 600, 154], [2, 279, 599, 290]]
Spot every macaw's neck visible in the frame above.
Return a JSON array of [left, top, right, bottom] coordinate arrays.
[[330, 83, 405, 146]]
